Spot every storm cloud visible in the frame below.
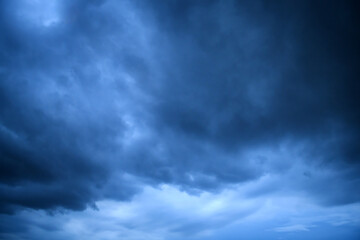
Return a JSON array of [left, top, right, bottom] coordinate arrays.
[[0, 0, 359, 239]]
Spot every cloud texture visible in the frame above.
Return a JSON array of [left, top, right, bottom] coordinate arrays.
[[0, 0, 359, 239]]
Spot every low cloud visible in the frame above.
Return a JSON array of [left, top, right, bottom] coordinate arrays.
[[0, 0, 359, 239]]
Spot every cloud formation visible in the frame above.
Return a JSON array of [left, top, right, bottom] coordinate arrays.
[[0, 0, 359, 239]]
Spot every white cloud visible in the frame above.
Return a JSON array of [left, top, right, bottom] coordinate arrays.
[[273, 224, 313, 232], [8, 182, 360, 240]]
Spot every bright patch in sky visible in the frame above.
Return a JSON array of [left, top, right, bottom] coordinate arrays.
[[15, 0, 61, 27]]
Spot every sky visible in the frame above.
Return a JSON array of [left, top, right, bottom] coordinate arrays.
[[0, 0, 360, 239]]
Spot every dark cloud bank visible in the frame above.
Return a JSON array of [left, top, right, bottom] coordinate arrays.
[[0, 0, 359, 238]]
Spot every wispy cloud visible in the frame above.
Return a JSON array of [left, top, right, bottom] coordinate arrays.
[[273, 224, 314, 233]]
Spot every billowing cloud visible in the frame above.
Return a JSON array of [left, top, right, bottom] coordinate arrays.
[[0, 0, 359, 239]]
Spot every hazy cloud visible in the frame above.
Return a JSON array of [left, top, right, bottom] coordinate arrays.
[[0, 0, 359, 239]]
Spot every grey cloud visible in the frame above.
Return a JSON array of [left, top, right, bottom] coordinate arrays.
[[0, 0, 359, 220]]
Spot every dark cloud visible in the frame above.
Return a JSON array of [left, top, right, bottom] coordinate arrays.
[[0, 0, 359, 224]]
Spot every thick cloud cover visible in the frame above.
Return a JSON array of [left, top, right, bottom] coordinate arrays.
[[0, 0, 359, 239]]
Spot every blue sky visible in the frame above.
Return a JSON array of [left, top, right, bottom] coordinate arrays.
[[0, 0, 360, 239]]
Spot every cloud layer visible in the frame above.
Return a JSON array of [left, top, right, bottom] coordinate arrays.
[[0, 0, 359, 239]]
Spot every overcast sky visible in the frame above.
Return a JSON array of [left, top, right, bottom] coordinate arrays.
[[0, 0, 360, 239]]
